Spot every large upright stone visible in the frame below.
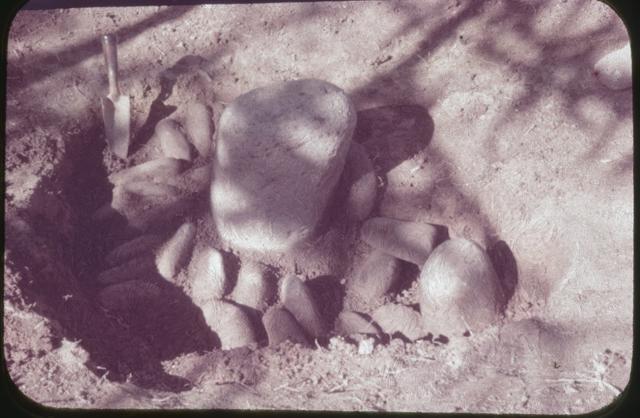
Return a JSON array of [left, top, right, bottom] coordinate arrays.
[[210, 79, 357, 252]]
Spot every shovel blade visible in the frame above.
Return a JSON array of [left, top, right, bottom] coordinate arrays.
[[101, 95, 131, 159]]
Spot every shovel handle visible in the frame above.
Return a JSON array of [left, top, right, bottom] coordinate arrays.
[[101, 34, 120, 97]]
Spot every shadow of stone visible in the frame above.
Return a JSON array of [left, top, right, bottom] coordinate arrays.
[[487, 240, 519, 313], [306, 275, 345, 332]]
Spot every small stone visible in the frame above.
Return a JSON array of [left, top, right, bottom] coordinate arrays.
[[188, 246, 227, 306], [334, 311, 380, 336], [343, 142, 377, 221], [98, 280, 163, 312], [594, 43, 631, 90], [279, 275, 326, 338], [105, 234, 164, 267], [371, 303, 425, 341], [108, 157, 187, 185], [262, 306, 309, 347], [200, 300, 258, 349], [346, 250, 401, 309], [361, 217, 439, 265], [155, 222, 197, 280], [419, 238, 502, 336], [97, 256, 157, 285], [357, 337, 375, 355], [230, 260, 274, 311], [210, 79, 357, 252], [184, 102, 214, 157], [156, 119, 193, 161]]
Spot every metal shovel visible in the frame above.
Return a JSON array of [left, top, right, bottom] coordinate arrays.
[[100, 34, 130, 159]]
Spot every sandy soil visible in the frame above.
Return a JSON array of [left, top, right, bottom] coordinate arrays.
[[4, 0, 633, 413]]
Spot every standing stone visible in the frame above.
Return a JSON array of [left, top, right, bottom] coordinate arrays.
[[108, 157, 187, 185], [188, 246, 227, 306], [155, 222, 197, 280], [262, 306, 309, 347], [200, 300, 257, 349], [210, 79, 357, 253], [361, 217, 438, 265], [156, 119, 193, 161], [419, 238, 502, 336], [346, 250, 400, 309], [343, 142, 377, 221], [230, 260, 274, 311], [371, 303, 425, 341], [279, 275, 326, 338], [594, 43, 632, 90], [184, 101, 214, 157], [105, 234, 164, 267]]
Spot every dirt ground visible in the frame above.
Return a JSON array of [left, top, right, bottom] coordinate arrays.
[[3, 0, 633, 413]]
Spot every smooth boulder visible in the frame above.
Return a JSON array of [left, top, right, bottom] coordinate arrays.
[[419, 238, 502, 336], [188, 246, 227, 306], [346, 250, 400, 310], [184, 101, 214, 157], [155, 222, 197, 280], [210, 79, 357, 252], [200, 300, 257, 349], [371, 303, 425, 341], [342, 142, 377, 221], [262, 306, 309, 347], [156, 119, 193, 161], [279, 275, 326, 338], [230, 260, 274, 311]]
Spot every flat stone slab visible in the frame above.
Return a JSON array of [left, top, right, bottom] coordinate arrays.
[[210, 79, 356, 253]]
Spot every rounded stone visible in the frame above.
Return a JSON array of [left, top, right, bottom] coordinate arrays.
[[108, 157, 187, 186], [156, 119, 193, 161], [419, 238, 502, 336], [210, 79, 357, 253], [334, 311, 381, 337], [98, 280, 163, 312], [594, 43, 631, 90], [279, 275, 326, 338], [155, 222, 197, 280], [346, 250, 400, 310], [97, 255, 157, 285], [184, 101, 214, 157], [343, 142, 377, 221], [188, 246, 227, 306], [230, 260, 274, 311], [200, 300, 258, 350], [371, 303, 425, 341], [104, 234, 164, 267], [262, 306, 309, 347], [361, 217, 439, 265]]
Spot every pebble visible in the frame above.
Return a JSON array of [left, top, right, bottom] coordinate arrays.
[[98, 280, 163, 312], [188, 246, 227, 306], [104, 234, 164, 267], [343, 142, 377, 221], [334, 311, 381, 337], [97, 255, 157, 285], [262, 306, 309, 347], [184, 101, 214, 157], [594, 43, 631, 90], [419, 238, 502, 336], [210, 79, 357, 252], [371, 303, 425, 341], [230, 260, 274, 311], [346, 250, 401, 308], [156, 119, 193, 161], [155, 222, 197, 280], [361, 217, 439, 265], [279, 275, 326, 338], [108, 157, 187, 185], [200, 300, 258, 349]]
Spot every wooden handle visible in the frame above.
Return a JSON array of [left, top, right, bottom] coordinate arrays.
[[101, 34, 120, 97]]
